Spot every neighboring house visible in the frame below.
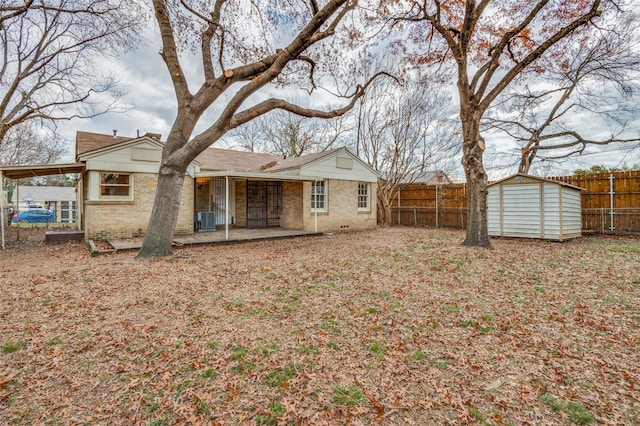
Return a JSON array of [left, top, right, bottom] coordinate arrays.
[[382, 170, 452, 186], [10, 185, 77, 223], [75, 131, 378, 240], [405, 170, 453, 185]]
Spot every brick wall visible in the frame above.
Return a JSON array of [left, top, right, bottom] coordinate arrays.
[[302, 179, 377, 232], [85, 173, 194, 240], [235, 180, 247, 227], [280, 181, 304, 229], [194, 178, 210, 211]]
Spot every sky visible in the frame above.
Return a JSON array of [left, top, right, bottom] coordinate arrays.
[[52, 3, 640, 182]]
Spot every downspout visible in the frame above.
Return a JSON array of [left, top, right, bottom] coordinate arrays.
[[225, 176, 229, 240]]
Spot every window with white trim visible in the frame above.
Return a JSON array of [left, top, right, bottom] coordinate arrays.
[[100, 173, 131, 197], [358, 182, 370, 211], [311, 181, 327, 212], [60, 201, 77, 222]]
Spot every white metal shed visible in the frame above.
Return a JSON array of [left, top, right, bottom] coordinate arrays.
[[488, 174, 583, 241]]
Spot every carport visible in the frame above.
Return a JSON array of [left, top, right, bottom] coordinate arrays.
[[0, 163, 85, 249]]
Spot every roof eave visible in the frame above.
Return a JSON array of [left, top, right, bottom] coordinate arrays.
[[0, 163, 86, 180], [196, 170, 323, 181]]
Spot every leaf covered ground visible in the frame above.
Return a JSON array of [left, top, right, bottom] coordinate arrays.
[[1, 227, 639, 425]]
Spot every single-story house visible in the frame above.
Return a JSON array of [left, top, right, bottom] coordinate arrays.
[[487, 173, 583, 241], [10, 185, 77, 223], [73, 131, 378, 240]]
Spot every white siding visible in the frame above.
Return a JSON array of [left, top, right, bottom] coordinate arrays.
[[83, 141, 162, 174], [487, 186, 502, 236], [501, 184, 541, 238], [543, 183, 561, 239], [560, 187, 582, 239], [301, 152, 377, 183]]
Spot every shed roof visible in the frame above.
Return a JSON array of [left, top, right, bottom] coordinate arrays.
[[488, 173, 583, 191], [10, 185, 76, 203]]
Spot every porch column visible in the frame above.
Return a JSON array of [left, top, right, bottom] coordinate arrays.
[[15, 183, 19, 241], [314, 180, 318, 233], [225, 176, 229, 240]]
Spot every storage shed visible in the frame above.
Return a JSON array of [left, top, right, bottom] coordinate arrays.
[[488, 174, 582, 241]]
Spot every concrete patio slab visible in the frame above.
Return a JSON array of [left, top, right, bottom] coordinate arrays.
[[103, 228, 323, 253]]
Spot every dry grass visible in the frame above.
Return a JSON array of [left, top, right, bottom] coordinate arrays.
[[1, 227, 639, 425]]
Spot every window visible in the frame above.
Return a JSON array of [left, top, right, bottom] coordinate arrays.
[[100, 173, 131, 197], [311, 181, 327, 212], [60, 201, 77, 222], [358, 182, 370, 211]]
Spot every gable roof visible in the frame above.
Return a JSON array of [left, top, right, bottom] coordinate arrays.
[[196, 146, 378, 178], [488, 173, 583, 191], [76, 131, 133, 158], [74, 131, 377, 178], [77, 135, 165, 161], [259, 148, 345, 172], [76, 131, 163, 159]]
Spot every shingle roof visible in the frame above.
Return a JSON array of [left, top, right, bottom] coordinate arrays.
[[259, 148, 344, 172], [75, 131, 133, 158], [195, 147, 346, 172], [195, 148, 282, 172], [75, 131, 347, 174]]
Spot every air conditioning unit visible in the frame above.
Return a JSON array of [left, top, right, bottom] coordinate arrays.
[[197, 211, 217, 231]]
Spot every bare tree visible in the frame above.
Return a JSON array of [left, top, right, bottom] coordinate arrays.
[[228, 109, 353, 157], [0, 123, 67, 166], [136, 0, 390, 258], [0, 122, 70, 203], [357, 74, 459, 225], [386, 0, 621, 246], [0, 0, 147, 148], [485, 18, 640, 174]]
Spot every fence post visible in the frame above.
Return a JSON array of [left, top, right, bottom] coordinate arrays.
[[601, 208, 605, 235], [435, 184, 439, 228], [397, 190, 401, 225], [609, 174, 615, 231], [460, 207, 464, 229], [414, 206, 417, 226]]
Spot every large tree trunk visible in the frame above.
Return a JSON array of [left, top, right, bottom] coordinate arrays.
[[135, 163, 187, 259], [461, 118, 491, 247], [376, 191, 392, 226]]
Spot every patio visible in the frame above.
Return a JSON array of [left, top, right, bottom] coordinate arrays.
[[104, 228, 324, 252]]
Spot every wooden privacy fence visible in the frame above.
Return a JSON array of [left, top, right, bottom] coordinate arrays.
[[391, 183, 468, 228], [390, 170, 640, 233], [548, 170, 640, 232]]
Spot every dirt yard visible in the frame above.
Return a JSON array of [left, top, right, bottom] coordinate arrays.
[[1, 227, 638, 425]]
